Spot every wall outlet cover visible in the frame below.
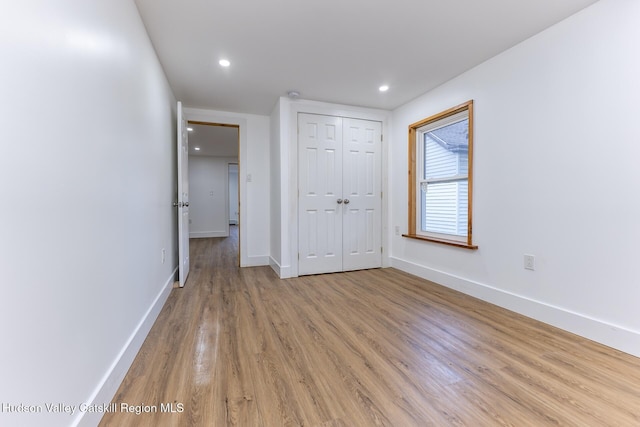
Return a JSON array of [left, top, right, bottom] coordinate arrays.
[[524, 254, 535, 270]]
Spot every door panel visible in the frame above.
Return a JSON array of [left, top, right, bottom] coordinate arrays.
[[365, 208, 375, 252], [298, 114, 343, 275], [177, 101, 190, 286], [341, 118, 382, 272], [298, 114, 381, 275]]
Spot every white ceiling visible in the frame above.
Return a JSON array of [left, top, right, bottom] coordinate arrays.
[[134, 0, 598, 115]]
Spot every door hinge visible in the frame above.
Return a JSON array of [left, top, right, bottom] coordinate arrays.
[[380, 134, 383, 142], [381, 246, 383, 254]]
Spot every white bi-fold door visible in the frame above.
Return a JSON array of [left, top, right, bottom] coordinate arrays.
[[298, 113, 382, 276]]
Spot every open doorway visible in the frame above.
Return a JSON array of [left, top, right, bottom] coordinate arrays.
[[187, 121, 240, 263]]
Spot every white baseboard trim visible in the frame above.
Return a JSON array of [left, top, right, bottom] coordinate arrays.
[[241, 255, 269, 267], [267, 257, 294, 278], [269, 257, 281, 276], [390, 257, 640, 358], [74, 267, 177, 427], [190, 231, 227, 238]]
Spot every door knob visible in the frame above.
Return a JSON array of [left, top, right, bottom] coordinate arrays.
[[337, 199, 343, 204], [184, 202, 189, 207], [343, 199, 350, 204], [173, 202, 183, 208]]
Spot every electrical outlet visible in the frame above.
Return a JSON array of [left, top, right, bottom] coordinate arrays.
[[524, 254, 535, 271]]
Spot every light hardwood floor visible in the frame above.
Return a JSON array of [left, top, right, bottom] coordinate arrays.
[[100, 228, 640, 426]]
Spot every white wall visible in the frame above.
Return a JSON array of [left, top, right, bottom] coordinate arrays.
[[229, 165, 239, 224], [390, 0, 640, 357], [0, 1, 178, 426], [269, 99, 283, 273], [189, 156, 238, 237], [184, 107, 270, 267]]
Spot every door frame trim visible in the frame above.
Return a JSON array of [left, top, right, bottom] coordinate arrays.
[[286, 99, 391, 277], [183, 110, 248, 267]]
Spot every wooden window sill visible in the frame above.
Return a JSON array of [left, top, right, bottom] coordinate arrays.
[[402, 234, 478, 250]]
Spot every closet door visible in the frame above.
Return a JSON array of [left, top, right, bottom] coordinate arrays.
[[298, 113, 382, 276], [342, 118, 382, 271], [298, 114, 344, 275]]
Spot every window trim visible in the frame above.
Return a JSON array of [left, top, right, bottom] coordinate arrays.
[[404, 100, 478, 250]]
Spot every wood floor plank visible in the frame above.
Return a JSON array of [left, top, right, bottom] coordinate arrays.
[[99, 228, 640, 426]]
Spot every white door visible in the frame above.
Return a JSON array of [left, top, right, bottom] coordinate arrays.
[[342, 118, 382, 271], [177, 102, 190, 287], [298, 113, 382, 275], [298, 114, 344, 275]]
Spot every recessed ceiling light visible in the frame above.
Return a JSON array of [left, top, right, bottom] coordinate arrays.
[[187, 127, 193, 132], [219, 59, 231, 67], [194, 147, 201, 151], [379, 85, 389, 92]]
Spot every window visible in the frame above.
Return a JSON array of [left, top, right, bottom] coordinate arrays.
[[405, 100, 477, 249]]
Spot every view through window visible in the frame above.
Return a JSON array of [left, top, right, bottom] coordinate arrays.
[[406, 101, 477, 249]]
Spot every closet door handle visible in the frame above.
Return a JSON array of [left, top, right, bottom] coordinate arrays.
[[337, 199, 343, 204], [343, 199, 350, 205]]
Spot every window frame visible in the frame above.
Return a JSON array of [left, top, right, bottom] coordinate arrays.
[[404, 100, 478, 250]]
